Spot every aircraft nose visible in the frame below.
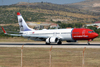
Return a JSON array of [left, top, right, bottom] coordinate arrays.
[[94, 33, 98, 37]]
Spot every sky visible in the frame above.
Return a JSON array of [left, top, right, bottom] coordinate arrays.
[[0, 0, 85, 5]]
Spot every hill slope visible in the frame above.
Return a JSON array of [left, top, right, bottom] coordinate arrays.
[[0, 2, 100, 25], [68, 0, 100, 12]]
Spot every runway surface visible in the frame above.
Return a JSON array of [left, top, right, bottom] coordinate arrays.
[[0, 42, 100, 48]]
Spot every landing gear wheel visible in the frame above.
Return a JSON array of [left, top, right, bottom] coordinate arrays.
[[46, 42, 50, 45], [87, 39, 92, 45], [57, 41, 62, 45]]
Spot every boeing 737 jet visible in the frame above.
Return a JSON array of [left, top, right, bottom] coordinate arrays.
[[1, 12, 98, 45]]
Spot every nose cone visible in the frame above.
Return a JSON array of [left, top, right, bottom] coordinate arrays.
[[96, 33, 98, 37], [94, 33, 98, 38], [89, 33, 98, 39]]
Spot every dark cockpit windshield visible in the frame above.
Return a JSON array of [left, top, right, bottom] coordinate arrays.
[[88, 31, 95, 33]]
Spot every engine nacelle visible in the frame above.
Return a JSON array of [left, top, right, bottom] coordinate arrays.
[[67, 40, 77, 42], [46, 37, 59, 43]]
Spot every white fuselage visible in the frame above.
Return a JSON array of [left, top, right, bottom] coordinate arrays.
[[21, 28, 74, 41]]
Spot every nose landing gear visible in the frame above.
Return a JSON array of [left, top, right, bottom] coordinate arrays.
[[87, 39, 93, 45], [87, 41, 90, 45]]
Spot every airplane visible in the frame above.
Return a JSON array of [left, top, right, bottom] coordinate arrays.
[[1, 12, 99, 45]]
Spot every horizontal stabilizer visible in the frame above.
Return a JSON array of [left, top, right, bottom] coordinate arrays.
[[1, 27, 22, 36]]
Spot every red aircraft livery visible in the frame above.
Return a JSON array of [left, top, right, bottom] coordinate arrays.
[[72, 28, 98, 44]]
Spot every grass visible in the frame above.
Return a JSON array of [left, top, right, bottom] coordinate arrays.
[[93, 37, 100, 41], [0, 37, 34, 42], [0, 48, 100, 67]]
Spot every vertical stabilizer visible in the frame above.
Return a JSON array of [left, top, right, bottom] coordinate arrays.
[[17, 12, 33, 31]]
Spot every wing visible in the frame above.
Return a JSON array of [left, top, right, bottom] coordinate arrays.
[[1, 27, 49, 41], [1, 27, 55, 41], [22, 34, 50, 41]]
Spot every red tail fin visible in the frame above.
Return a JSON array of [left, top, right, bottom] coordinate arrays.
[[17, 12, 21, 15]]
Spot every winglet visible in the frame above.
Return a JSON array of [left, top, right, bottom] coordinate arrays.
[[1, 27, 7, 34]]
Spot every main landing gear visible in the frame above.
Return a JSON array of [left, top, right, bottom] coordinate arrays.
[[57, 41, 62, 45], [46, 42, 50, 45], [45, 41, 62, 45]]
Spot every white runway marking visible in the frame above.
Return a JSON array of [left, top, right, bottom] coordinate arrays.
[[0, 45, 100, 48]]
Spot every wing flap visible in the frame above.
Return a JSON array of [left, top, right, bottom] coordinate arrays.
[[22, 35, 49, 38]]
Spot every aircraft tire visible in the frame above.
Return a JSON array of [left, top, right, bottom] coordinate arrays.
[[57, 41, 62, 45], [46, 42, 50, 45]]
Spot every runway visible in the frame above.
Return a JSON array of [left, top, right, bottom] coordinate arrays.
[[0, 42, 100, 48]]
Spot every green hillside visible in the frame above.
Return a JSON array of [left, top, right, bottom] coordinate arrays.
[[0, 2, 100, 24]]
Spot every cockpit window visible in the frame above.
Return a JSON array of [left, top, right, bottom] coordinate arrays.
[[88, 31, 94, 33]]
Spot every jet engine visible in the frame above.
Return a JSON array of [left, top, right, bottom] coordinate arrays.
[[46, 37, 59, 44]]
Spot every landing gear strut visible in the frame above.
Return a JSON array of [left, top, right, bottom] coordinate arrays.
[[87, 41, 90, 45], [87, 39, 92, 45]]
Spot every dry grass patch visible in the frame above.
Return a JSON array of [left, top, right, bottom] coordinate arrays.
[[0, 48, 100, 67]]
